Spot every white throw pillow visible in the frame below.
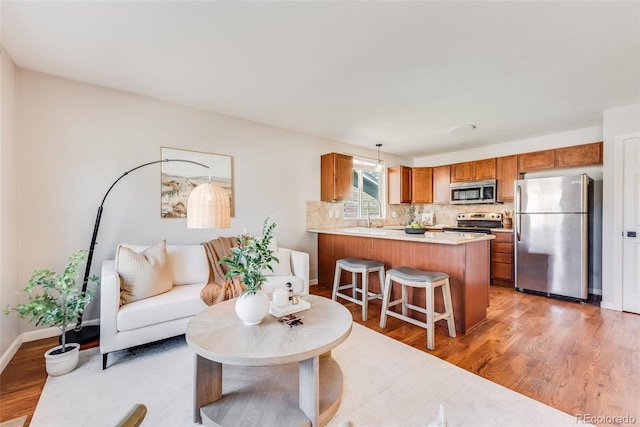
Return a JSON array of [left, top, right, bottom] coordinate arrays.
[[116, 240, 173, 305], [262, 248, 292, 276]]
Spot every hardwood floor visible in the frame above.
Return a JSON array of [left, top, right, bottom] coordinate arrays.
[[1, 286, 638, 427]]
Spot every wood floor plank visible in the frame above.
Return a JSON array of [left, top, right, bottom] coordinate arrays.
[[1, 286, 638, 427]]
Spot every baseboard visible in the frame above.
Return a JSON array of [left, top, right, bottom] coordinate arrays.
[[0, 335, 23, 375], [600, 301, 621, 311], [310, 278, 318, 286], [22, 326, 61, 342]]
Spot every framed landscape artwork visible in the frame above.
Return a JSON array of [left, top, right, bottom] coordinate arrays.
[[160, 147, 234, 218]]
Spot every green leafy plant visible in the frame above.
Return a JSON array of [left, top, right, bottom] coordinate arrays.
[[4, 250, 99, 353], [221, 217, 278, 295], [407, 204, 417, 224]]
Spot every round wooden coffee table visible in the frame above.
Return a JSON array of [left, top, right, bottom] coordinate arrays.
[[186, 294, 352, 426]]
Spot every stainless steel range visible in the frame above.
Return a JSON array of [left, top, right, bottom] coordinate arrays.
[[443, 212, 503, 234]]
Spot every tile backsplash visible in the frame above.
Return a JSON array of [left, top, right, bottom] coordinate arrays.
[[306, 201, 514, 229]]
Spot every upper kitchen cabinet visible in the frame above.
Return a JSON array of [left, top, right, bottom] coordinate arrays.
[[411, 167, 433, 204], [518, 149, 555, 172], [451, 159, 496, 182], [496, 155, 519, 202], [432, 165, 451, 204], [321, 152, 352, 202], [518, 142, 603, 173], [555, 142, 602, 167], [388, 165, 412, 204]]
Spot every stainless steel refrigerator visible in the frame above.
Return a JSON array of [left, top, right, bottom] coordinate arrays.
[[514, 174, 591, 301]]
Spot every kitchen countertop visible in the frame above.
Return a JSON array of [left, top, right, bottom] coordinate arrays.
[[490, 228, 514, 233], [307, 227, 495, 245]]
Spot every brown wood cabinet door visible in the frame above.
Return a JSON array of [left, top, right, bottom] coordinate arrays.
[[411, 167, 433, 204], [474, 158, 497, 180], [388, 165, 412, 204], [492, 262, 514, 281], [451, 162, 473, 183], [496, 155, 518, 202], [320, 153, 352, 201], [491, 232, 514, 285], [518, 149, 555, 172], [432, 165, 451, 204], [555, 142, 602, 168]]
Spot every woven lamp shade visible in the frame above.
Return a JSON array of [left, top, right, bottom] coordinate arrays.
[[187, 183, 231, 229]]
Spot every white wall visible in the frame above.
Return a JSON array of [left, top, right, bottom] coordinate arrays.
[[0, 44, 21, 370], [601, 103, 640, 310], [14, 70, 410, 332]]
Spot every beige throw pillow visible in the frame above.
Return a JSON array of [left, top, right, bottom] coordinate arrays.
[[261, 248, 292, 276], [116, 240, 173, 305]]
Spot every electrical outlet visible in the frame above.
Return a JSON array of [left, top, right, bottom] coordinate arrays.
[[392, 211, 397, 218], [328, 210, 333, 218], [334, 210, 340, 218]]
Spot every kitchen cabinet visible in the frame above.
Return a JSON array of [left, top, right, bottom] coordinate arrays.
[[388, 165, 412, 204], [451, 159, 496, 182], [491, 232, 514, 286], [518, 149, 555, 172], [432, 165, 451, 204], [411, 167, 433, 204], [496, 155, 519, 202], [451, 162, 473, 182], [321, 152, 352, 202], [555, 142, 602, 167]]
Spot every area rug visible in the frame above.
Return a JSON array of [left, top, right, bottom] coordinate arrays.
[[32, 323, 581, 426]]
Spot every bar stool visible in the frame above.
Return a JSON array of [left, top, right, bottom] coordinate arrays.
[[379, 266, 456, 350], [332, 258, 385, 321]]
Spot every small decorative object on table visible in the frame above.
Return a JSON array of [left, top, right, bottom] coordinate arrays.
[[222, 216, 278, 325], [278, 313, 304, 328]]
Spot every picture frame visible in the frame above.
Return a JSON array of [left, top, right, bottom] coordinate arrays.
[[160, 147, 234, 218]]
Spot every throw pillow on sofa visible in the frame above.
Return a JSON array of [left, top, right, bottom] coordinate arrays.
[[261, 248, 292, 276], [116, 240, 173, 305]]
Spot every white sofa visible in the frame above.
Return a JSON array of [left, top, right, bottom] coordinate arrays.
[[100, 242, 309, 369]]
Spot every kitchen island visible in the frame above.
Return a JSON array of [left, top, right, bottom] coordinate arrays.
[[308, 227, 494, 333]]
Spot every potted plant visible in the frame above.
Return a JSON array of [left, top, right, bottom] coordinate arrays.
[[4, 250, 98, 376], [221, 217, 278, 325]]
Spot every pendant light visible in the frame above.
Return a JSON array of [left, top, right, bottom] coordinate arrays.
[[374, 143, 384, 172]]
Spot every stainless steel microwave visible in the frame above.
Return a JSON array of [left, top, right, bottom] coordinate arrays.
[[450, 179, 497, 204]]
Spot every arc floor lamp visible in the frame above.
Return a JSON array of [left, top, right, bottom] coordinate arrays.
[[64, 158, 230, 344]]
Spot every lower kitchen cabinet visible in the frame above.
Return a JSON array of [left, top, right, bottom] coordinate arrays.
[[491, 232, 514, 286]]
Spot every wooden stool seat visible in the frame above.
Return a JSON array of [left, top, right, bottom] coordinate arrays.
[[332, 258, 385, 321], [380, 266, 456, 350]]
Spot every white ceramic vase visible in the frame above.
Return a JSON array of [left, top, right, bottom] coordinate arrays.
[[44, 343, 80, 376], [235, 291, 270, 325]]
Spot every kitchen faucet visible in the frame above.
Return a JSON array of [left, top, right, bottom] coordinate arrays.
[[366, 199, 381, 227]]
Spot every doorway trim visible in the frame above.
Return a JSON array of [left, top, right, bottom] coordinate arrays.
[[601, 132, 640, 311]]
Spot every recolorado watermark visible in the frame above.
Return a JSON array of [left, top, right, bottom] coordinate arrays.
[[576, 414, 637, 424]]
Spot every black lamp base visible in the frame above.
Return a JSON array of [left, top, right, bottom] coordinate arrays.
[[60, 325, 100, 345]]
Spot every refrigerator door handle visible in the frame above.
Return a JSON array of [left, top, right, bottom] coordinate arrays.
[[515, 184, 521, 242]]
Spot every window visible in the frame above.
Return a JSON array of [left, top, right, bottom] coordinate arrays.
[[343, 158, 386, 220]]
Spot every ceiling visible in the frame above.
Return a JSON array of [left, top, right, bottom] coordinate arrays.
[[2, 1, 639, 158]]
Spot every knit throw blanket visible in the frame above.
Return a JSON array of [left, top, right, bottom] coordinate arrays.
[[200, 236, 245, 306]]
